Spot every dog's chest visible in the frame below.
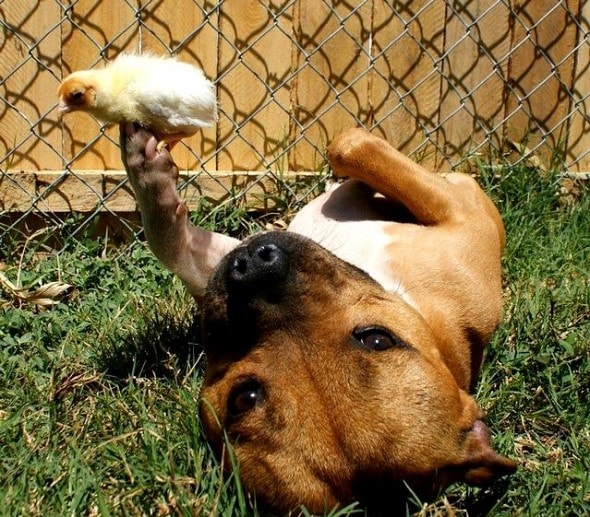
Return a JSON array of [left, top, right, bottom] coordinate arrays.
[[288, 196, 415, 307]]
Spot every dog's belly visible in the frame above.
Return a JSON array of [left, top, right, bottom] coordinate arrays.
[[288, 186, 416, 307]]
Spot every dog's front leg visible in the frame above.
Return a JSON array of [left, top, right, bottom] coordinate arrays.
[[119, 123, 239, 300]]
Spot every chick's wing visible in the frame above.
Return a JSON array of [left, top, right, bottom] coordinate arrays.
[[132, 60, 217, 134]]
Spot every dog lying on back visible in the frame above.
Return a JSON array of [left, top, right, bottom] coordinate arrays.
[[120, 123, 516, 513]]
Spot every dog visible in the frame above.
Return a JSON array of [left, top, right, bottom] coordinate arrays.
[[120, 123, 516, 514]]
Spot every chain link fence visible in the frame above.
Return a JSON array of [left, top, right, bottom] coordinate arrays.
[[1, 0, 589, 249]]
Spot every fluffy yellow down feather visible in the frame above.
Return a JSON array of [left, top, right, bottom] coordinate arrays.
[[58, 53, 217, 150]]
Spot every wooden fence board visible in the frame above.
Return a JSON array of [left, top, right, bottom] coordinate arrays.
[[60, 0, 141, 170], [1, 170, 319, 213], [567, 2, 590, 172], [0, 172, 36, 211], [437, 0, 511, 169], [504, 0, 580, 166], [289, 0, 372, 171], [370, 0, 446, 171], [0, 1, 62, 170], [216, 0, 294, 171], [138, 0, 220, 172]]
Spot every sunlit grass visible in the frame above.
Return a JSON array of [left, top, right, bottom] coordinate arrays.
[[0, 166, 588, 515]]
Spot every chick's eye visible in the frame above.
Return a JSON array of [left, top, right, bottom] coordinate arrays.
[[70, 90, 85, 104], [352, 326, 406, 351], [227, 379, 264, 418]]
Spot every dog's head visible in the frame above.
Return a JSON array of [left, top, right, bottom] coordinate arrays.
[[199, 231, 515, 513]]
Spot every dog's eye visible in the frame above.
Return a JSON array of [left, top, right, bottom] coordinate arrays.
[[227, 378, 264, 418], [352, 326, 407, 351]]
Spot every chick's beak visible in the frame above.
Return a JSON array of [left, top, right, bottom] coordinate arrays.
[[57, 101, 72, 117]]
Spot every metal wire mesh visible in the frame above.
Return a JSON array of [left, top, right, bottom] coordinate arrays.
[[1, 0, 589, 248]]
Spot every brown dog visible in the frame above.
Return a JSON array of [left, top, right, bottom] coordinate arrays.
[[120, 124, 516, 514]]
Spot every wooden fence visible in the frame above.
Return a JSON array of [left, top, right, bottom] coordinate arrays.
[[1, 0, 589, 224]]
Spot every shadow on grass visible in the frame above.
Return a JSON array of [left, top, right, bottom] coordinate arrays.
[[97, 304, 205, 381], [457, 478, 513, 516]]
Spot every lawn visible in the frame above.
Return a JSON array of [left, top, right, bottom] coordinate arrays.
[[0, 163, 588, 516]]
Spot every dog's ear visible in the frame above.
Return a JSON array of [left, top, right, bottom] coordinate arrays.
[[458, 419, 517, 485]]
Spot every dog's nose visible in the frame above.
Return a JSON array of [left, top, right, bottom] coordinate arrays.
[[227, 240, 290, 291]]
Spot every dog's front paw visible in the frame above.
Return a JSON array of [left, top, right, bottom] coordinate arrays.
[[327, 127, 382, 178], [119, 122, 179, 188]]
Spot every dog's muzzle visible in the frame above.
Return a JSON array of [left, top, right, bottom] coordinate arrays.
[[202, 232, 303, 354], [227, 238, 290, 293]]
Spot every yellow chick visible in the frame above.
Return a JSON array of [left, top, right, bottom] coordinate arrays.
[[58, 53, 217, 151]]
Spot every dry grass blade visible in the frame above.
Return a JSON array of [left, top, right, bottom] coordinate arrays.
[[26, 281, 73, 307], [0, 271, 73, 308], [416, 496, 468, 516], [508, 141, 547, 173], [53, 371, 101, 401]]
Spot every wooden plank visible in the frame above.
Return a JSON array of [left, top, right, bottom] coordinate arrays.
[[102, 174, 136, 212], [37, 172, 104, 212], [567, 1, 590, 172], [370, 0, 446, 171], [289, 0, 372, 171], [0, 1, 62, 170], [60, 0, 140, 170], [437, 0, 512, 170], [504, 0, 580, 168], [1, 170, 320, 212], [216, 0, 293, 171], [0, 171, 36, 211], [137, 0, 220, 172], [0, 211, 143, 245]]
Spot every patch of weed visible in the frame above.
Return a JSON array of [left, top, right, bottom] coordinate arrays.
[[1, 168, 588, 515]]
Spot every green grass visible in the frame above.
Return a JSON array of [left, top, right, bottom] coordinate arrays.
[[0, 166, 589, 516]]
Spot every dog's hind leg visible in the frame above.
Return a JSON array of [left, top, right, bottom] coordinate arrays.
[[327, 128, 502, 234]]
